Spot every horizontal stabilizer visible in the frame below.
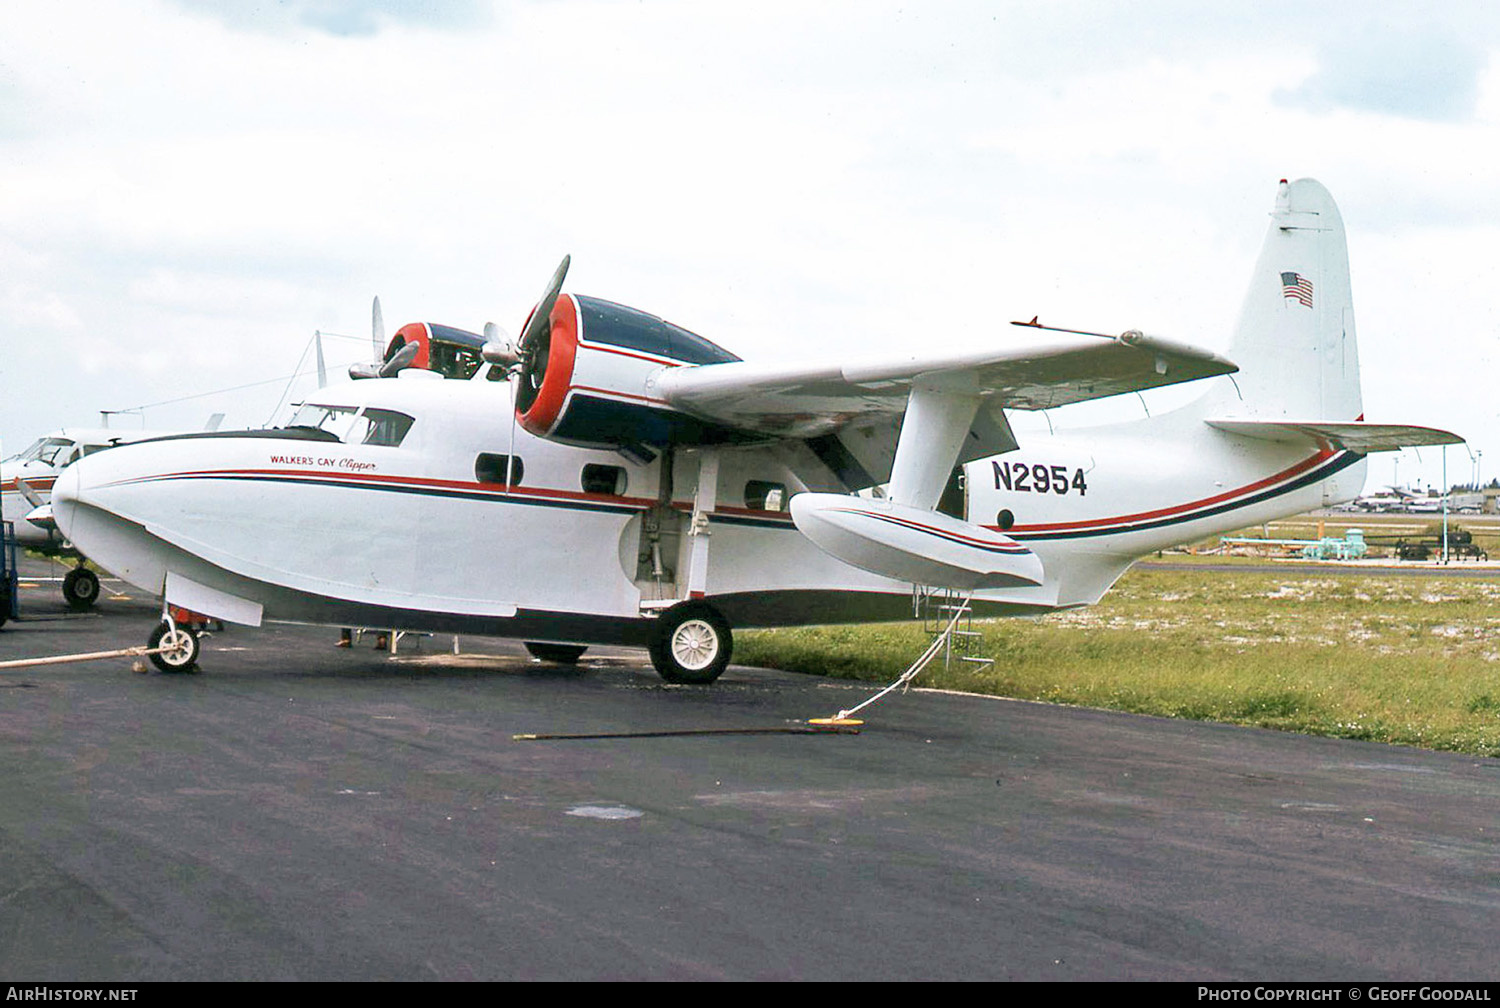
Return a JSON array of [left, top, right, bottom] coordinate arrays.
[[1205, 419, 1463, 453]]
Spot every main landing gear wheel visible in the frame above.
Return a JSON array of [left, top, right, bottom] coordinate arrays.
[[648, 603, 732, 684], [147, 621, 201, 673], [524, 642, 588, 664], [63, 567, 100, 611]]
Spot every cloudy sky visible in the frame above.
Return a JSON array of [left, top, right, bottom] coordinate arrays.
[[3, 0, 1497, 492]]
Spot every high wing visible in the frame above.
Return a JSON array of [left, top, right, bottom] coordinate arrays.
[[658, 328, 1236, 436], [656, 328, 1237, 493], [1204, 419, 1462, 453]]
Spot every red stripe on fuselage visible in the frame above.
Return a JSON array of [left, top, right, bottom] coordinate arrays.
[[103, 467, 677, 510], [2, 477, 57, 493], [999, 447, 1337, 534]]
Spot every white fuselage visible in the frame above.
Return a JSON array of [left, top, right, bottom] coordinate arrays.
[[51, 370, 1365, 646], [976, 407, 1366, 607], [2, 428, 176, 549]]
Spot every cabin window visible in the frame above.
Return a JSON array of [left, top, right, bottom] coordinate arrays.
[[581, 464, 626, 496], [81, 444, 113, 457], [355, 409, 415, 447], [935, 466, 966, 520], [475, 453, 524, 486], [744, 480, 787, 511], [996, 509, 1015, 531]]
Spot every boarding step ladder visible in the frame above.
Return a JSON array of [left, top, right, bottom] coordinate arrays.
[[819, 587, 996, 725], [912, 585, 994, 673]]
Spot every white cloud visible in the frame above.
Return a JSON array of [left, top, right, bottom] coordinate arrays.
[[1276, 22, 1490, 122], [169, 0, 492, 37], [0, 1, 1496, 488]]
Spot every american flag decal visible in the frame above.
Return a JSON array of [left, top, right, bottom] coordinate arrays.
[[1281, 271, 1314, 308]]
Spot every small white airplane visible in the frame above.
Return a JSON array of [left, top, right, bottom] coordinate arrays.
[[52, 179, 1461, 676], [1351, 485, 1448, 513], [2, 426, 204, 608]]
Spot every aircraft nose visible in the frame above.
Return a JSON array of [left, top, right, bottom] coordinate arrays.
[[49, 461, 83, 539]]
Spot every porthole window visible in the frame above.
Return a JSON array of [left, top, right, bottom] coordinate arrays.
[[744, 480, 787, 511], [581, 463, 626, 496], [996, 509, 1015, 531], [476, 453, 524, 486]]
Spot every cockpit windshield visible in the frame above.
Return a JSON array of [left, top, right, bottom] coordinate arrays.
[[286, 404, 360, 440], [6, 437, 75, 466], [284, 404, 415, 447]]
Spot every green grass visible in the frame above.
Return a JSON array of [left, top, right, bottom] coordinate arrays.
[[737, 567, 1500, 756]]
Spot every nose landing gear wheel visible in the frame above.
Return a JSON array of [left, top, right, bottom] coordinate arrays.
[[147, 621, 201, 673], [648, 604, 732, 684], [63, 568, 100, 610]]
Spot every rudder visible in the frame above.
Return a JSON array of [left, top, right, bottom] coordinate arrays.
[[1208, 178, 1362, 422]]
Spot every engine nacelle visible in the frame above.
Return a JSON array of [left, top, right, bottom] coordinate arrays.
[[514, 294, 752, 452], [351, 322, 487, 380]]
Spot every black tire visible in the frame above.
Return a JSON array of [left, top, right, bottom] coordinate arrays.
[[147, 621, 201, 674], [63, 568, 100, 611], [648, 604, 732, 684], [524, 642, 587, 664]]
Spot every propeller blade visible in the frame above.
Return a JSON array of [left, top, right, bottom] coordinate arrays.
[[372, 296, 386, 360], [378, 340, 420, 378], [14, 477, 45, 509], [518, 255, 571, 353], [314, 331, 328, 389]]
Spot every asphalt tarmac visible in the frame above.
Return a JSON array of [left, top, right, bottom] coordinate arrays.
[[2, 560, 1497, 981]]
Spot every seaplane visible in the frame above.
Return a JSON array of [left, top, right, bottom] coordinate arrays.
[[51, 179, 1461, 678], [0, 302, 479, 612]]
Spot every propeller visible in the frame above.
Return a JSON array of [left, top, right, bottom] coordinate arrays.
[[378, 340, 420, 377], [349, 295, 399, 379], [481, 321, 518, 368], [512, 255, 571, 412]]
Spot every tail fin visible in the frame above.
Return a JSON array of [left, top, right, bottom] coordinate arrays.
[[1205, 178, 1361, 422]]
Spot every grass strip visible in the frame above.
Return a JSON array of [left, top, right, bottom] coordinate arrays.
[[737, 566, 1500, 756]]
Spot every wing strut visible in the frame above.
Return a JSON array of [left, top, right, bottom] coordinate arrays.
[[888, 381, 980, 510]]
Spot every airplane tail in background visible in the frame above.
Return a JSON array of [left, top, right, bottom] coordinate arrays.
[[1200, 177, 1361, 423]]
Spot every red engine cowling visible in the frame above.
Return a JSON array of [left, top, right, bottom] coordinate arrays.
[[383, 322, 486, 379], [514, 294, 751, 452]]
